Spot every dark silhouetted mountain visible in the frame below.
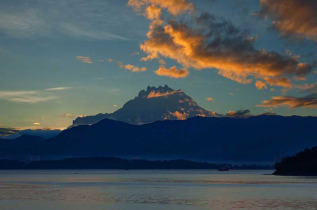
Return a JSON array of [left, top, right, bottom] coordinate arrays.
[[274, 147, 317, 176], [0, 157, 273, 170], [2, 129, 61, 139], [71, 85, 218, 126], [0, 115, 316, 163], [0, 128, 19, 137]]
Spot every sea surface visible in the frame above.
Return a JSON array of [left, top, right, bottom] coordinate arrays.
[[0, 170, 316, 210]]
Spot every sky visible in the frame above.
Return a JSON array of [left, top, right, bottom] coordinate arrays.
[[0, 0, 316, 129]]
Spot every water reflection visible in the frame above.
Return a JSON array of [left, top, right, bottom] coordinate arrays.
[[0, 170, 316, 209]]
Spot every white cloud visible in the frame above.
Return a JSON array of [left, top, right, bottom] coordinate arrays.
[[45, 87, 72, 91], [0, 90, 57, 103], [76, 56, 92, 64]]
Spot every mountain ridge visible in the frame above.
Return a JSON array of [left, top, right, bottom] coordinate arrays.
[[1, 115, 316, 163], [71, 85, 218, 127]]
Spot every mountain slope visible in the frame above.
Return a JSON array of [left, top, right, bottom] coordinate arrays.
[[72, 85, 217, 126], [1, 115, 316, 163]]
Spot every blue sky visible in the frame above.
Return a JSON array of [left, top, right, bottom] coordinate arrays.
[[0, 0, 316, 129]]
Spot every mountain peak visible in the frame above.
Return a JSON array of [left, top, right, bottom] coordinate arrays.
[[71, 85, 217, 127], [138, 85, 179, 98]]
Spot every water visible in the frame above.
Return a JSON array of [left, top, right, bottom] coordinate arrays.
[[0, 170, 316, 210]]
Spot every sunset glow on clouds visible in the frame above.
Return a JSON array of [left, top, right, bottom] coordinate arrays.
[[128, 0, 316, 89], [154, 66, 188, 78], [259, 0, 317, 41], [0, 0, 316, 129]]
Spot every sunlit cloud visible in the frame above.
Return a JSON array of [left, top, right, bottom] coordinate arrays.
[[154, 66, 188, 78], [259, 0, 317, 41], [147, 90, 182, 98], [257, 94, 317, 109], [168, 111, 189, 120], [206, 97, 214, 102], [128, 0, 194, 16], [117, 62, 147, 72], [255, 81, 268, 90], [76, 56, 92, 64], [124, 64, 147, 72], [113, 104, 118, 108], [33, 122, 41, 126], [258, 83, 317, 109], [227, 109, 250, 117], [128, 0, 316, 88]]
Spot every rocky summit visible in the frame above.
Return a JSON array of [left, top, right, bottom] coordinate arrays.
[[71, 85, 217, 126]]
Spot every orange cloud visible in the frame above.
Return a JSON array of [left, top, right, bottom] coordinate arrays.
[[257, 94, 317, 109], [155, 66, 188, 78], [147, 90, 182, 98], [76, 56, 92, 64], [169, 111, 189, 120], [255, 81, 268, 90], [206, 97, 214, 102], [130, 2, 316, 88], [227, 109, 250, 117], [124, 64, 147, 72], [117, 61, 147, 72], [259, 0, 317, 41], [128, 0, 194, 16]]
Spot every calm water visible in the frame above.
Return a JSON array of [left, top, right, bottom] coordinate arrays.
[[0, 170, 316, 210]]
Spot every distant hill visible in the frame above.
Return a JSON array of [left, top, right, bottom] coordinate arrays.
[[0, 115, 316, 163], [0, 128, 19, 137], [71, 85, 218, 127], [2, 129, 61, 139], [274, 147, 317, 176], [0, 157, 273, 170]]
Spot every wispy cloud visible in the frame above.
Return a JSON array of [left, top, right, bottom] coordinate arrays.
[[0, 90, 57, 103], [60, 23, 127, 40], [8, 96, 57, 103], [0, 89, 62, 104], [257, 94, 317, 109], [257, 84, 317, 109], [76, 56, 92, 64], [259, 0, 317, 41], [45, 87, 72, 91], [0, 5, 128, 40], [59, 113, 86, 119]]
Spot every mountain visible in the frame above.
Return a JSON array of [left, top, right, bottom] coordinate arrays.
[[0, 128, 19, 137], [0, 157, 272, 170], [71, 85, 218, 127], [2, 129, 61, 139], [1, 115, 316, 163], [274, 147, 317, 176]]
